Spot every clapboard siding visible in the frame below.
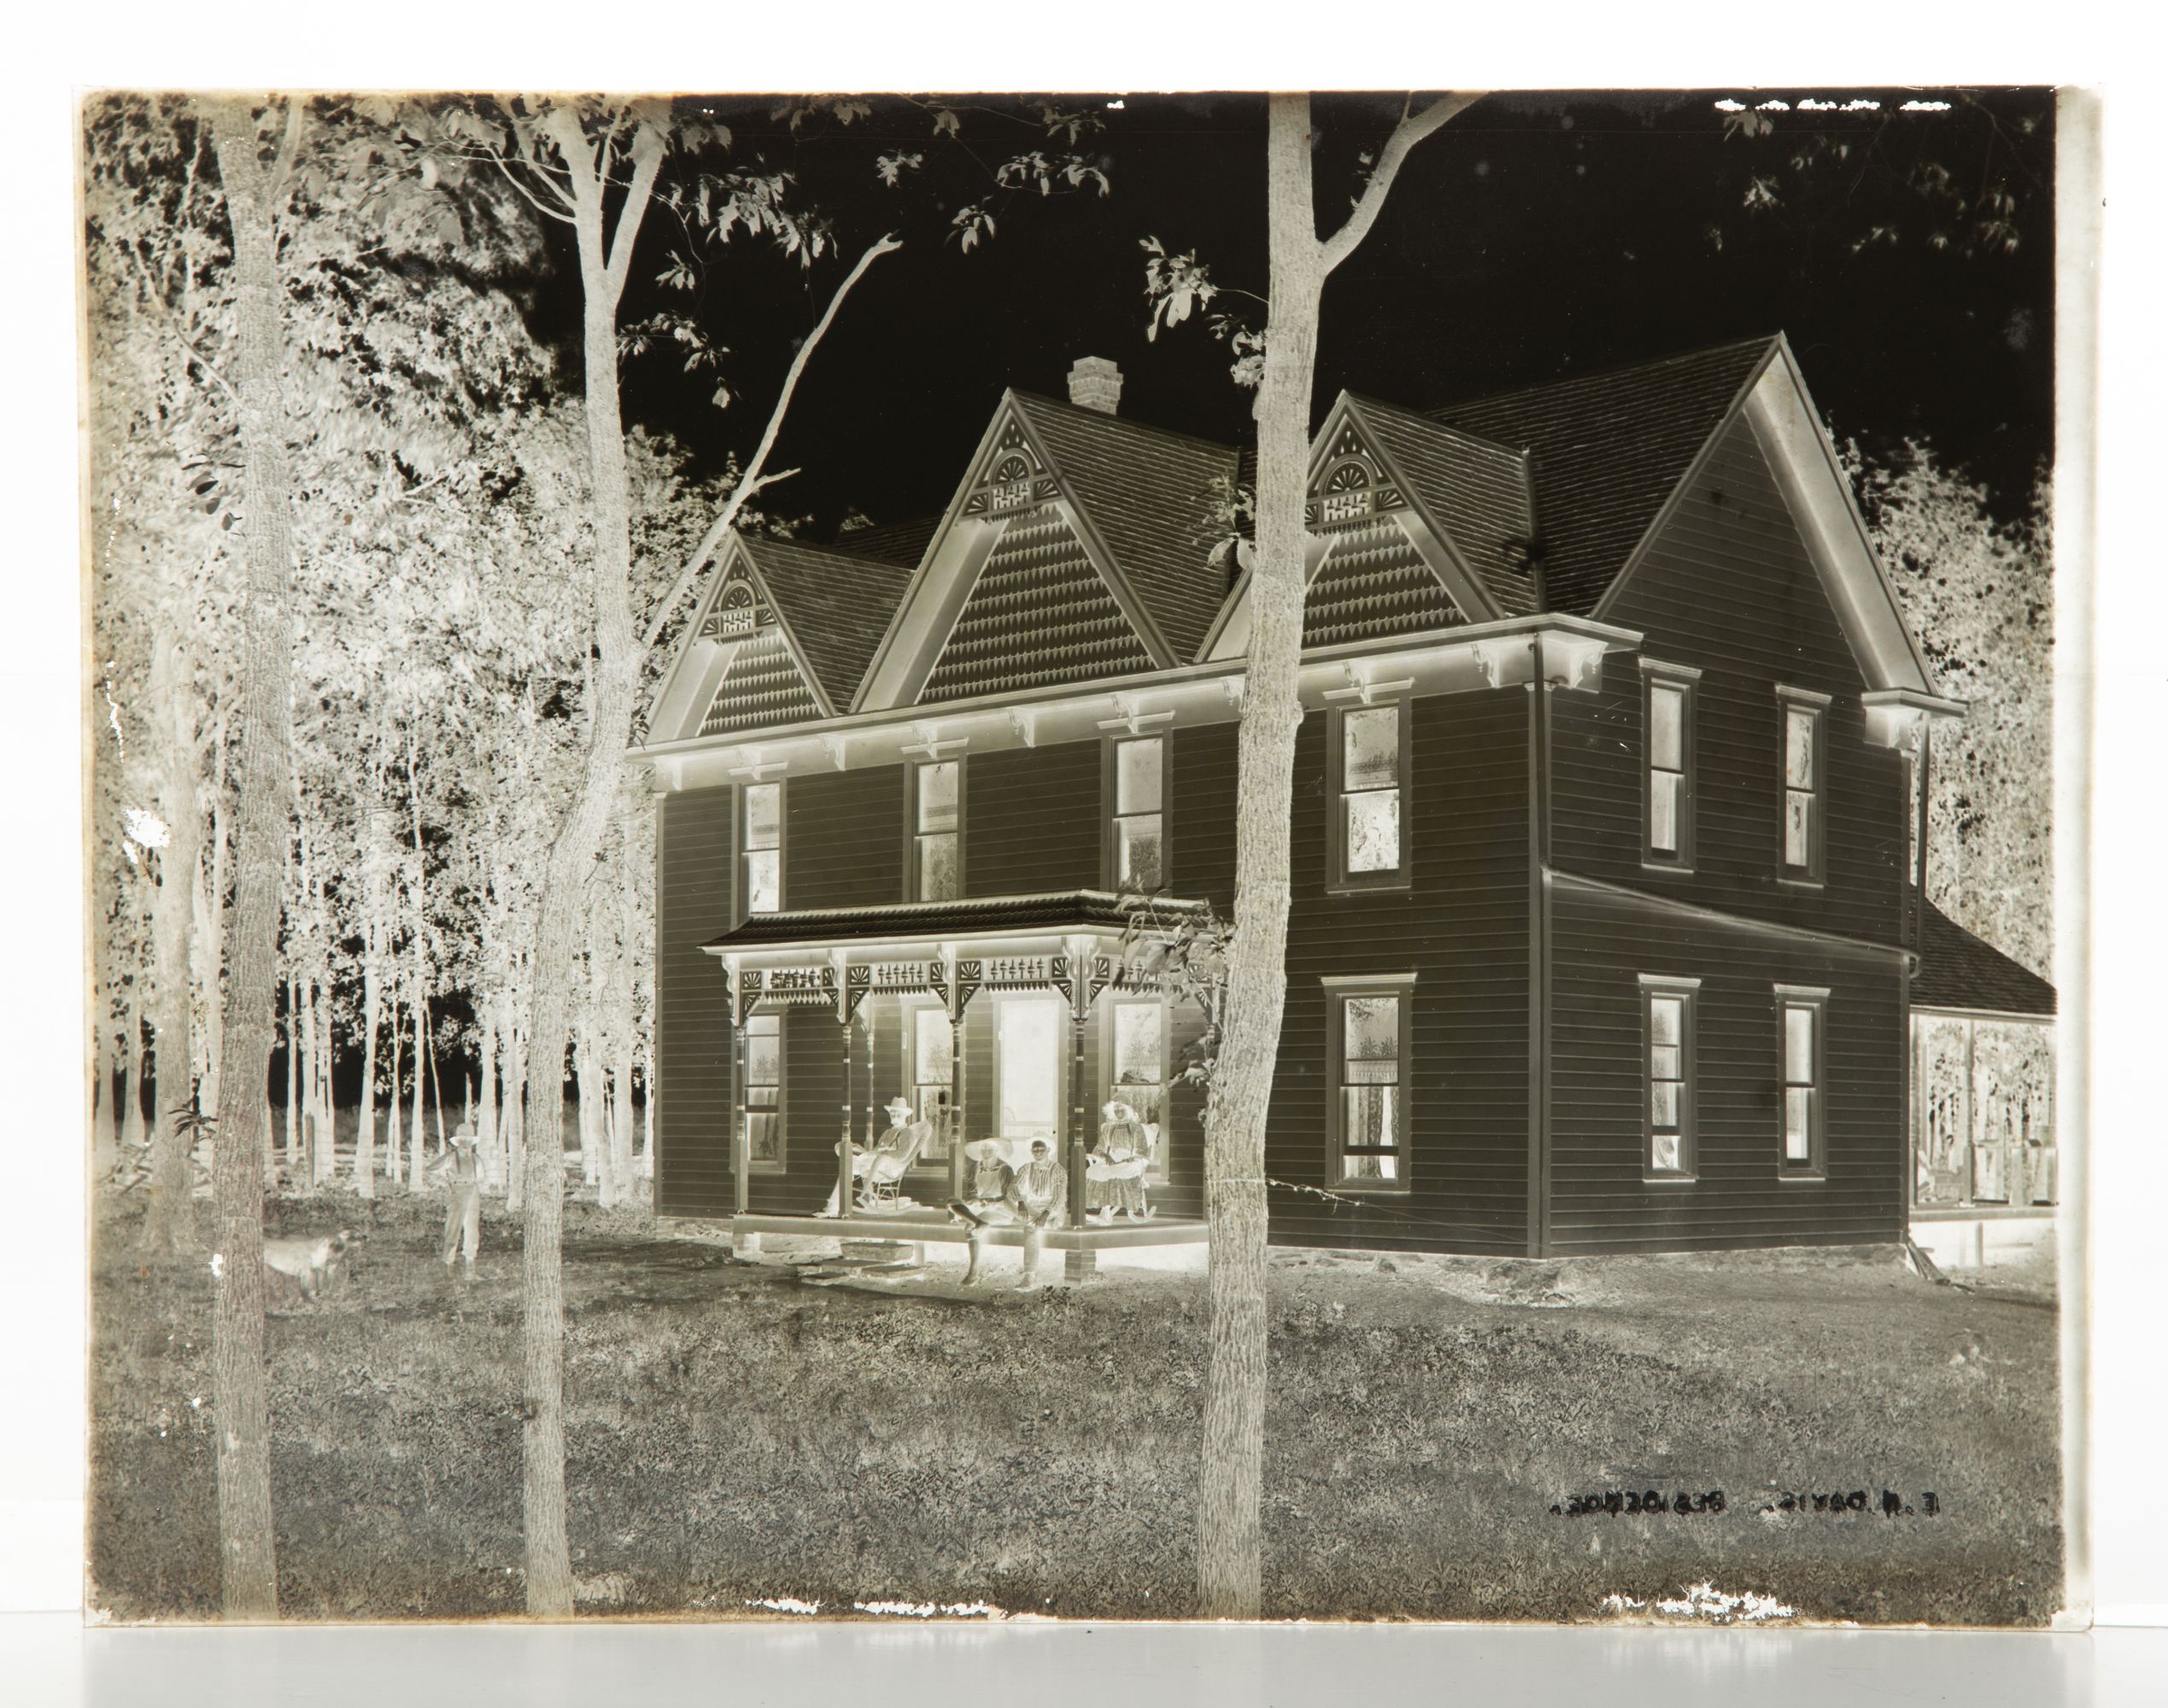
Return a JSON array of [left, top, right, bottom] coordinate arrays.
[[1550, 417, 1908, 946], [1545, 880, 1907, 1254], [786, 766, 905, 910], [964, 739, 1103, 897], [1172, 722, 1239, 914], [654, 787, 736, 1219], [1268, 690, 1532, 1255]]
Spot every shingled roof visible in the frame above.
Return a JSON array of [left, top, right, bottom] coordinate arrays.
[[738, 536, 916, 712], [1351, 397, 1540, 618], [1429, 336, 1781, 616], [1912, 899, 2056, 1017], [1009, 391, 1239, 664]]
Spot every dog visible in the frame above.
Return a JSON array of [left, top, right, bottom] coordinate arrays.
[[262, 1229, 355, 1301]]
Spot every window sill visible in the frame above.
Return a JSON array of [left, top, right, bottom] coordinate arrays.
[[1639, 859, 1696, 879], [1774, 874, 1825, 892], [1777, 1169, 1827, 1184], [1328, 1178, 1413, 1197], [1325, 877, 1414, 898], [1642, 1172, 1697, 1185]]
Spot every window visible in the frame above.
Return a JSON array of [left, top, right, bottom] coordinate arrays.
[[1326, 978, 1415, 1189], [1331, 702, 1409, 890], [1108, 997, 1169, 1181], [741, 781, 782, 915], [1777, 690, 1828, 881], [911, 760, 961, 902], [905, 1002, 955, 1168], [1107, 735, 1166, 892], [1642, 664, 1699, 869], [744, 1014, 782, 1171], [1778, 987, 1829, 1177], [1640, 976, 1700, 1180]]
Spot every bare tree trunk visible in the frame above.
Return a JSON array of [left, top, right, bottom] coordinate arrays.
[[92, 1017, 120, 1177], [356, 935, 380, 1198], [638, 1040, 653, 1174], [505, 1011, 527, 1215], [386, 994, 405, 1190], [120, 991, 149, 1157], [612, 1039, 636, 1206], [144, 627, 201, 1255], [1194, 91, 1469, 1621], [479, 1003, 500, 1192], [205, 96, 307, 1622], [195, 775, 230, 1112], [283, 970, 300, 1178]]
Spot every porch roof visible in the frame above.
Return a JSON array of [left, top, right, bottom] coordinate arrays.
[[703, 887, 1209, 956]]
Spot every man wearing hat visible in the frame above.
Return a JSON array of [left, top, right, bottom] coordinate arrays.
[[823, 1095, 932, 1215], [429, 1119, 483, 1274]]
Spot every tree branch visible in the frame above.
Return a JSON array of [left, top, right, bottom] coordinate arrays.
[[640, 233, 904, 651], [1318, 92, 1484, 275], [603, 118, 668, 308], [269, 97, 306, 204]]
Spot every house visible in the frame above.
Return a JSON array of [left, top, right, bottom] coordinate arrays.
[[1908, 898, 2057, 1269], [632, 336, 1974, 1267]]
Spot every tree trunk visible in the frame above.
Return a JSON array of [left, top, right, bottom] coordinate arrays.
[[478, 1003, 500, 1192], [206, 97, 304, 1623], [284, 971, 300, 1176], [407, 976, 427, 1189], [120, 991, 149, 1157], [195, 781, 230, 1113], [612, 1039, 636, 1206], [144, 627, 201, 1255], [355, 928, 380, 1199], [92, 1017, 119, 1177], [517, 109, 664, 1618], [505, 1014, 527, 1215]]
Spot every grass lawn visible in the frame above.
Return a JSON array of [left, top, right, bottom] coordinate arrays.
[[88, 1189, 2061, 1624]]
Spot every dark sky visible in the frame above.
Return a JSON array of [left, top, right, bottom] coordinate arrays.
[[595, 89, 2054, 537]]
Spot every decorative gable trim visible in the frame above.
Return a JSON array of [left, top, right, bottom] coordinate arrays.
[[959, 414, 1063, 520], [1306, 415, 1408, 528], [646, 536, 838, 745], [853, 393, 1176, 711]]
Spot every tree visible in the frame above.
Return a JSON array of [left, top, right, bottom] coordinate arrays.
[[201, 93, 308, 1622], [1144, 91, 1478, 1620], [1851, 442, 2053, 974]]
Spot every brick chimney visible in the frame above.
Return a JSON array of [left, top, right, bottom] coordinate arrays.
[[1067, 355, 1123, 415]]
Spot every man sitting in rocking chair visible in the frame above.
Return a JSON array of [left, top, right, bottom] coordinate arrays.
[[822, 1097, 931, 1216]]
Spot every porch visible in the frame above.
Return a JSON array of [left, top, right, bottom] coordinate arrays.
[[706, 889, 1215, 1271]]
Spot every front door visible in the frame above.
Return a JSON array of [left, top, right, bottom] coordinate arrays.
[[998, 995, 1063, 1142]]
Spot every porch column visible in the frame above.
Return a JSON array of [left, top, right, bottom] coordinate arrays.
[[1065, 1006, 1095, 1283], [732, 1017, 749, 1220], [950, 1001, 967, 1202], [837, 1012, 855, 1220]]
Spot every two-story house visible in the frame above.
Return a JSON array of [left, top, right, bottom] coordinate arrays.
[[631, 336, 1964, 1269]]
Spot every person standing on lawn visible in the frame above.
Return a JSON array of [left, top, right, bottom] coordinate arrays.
[[429, 1120, 483, 1276]]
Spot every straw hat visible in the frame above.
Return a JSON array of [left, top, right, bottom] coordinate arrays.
[[451, 1119, 478, 1147], [1102, 1100, 1139, 1124], [883, 1097, 914, 1121]]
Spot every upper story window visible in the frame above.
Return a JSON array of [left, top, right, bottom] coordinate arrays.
[[741, 781, 782, 916], [1326, 976, 1415, 1190], [1778, 986, 1829, 1178], [1330, 701, 1411, 892], [1641, 974, 1700, 1180], [911, 760, 962, 902], [1642, 663, 1700, 870], [1777, 687, 1830, 883], [1108, 734, 1166, 892]]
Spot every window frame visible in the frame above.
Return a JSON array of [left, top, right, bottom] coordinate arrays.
[[1638, 974, 1701, 1183], [1327, 698, 1414, 895], [1101, 730, 1171, 894], [1776, 984, 1831, 1180], [741, 1010, 786, 1175], [897, 994, 957, 1176], [905, 757, 965, 904], [736, 777, 786, 922], [1102, 993, 1173, 1184], [1639, 660, 1701, 874], [1775, 687, 1831, 887], [1322, 973, 1417, 1194]]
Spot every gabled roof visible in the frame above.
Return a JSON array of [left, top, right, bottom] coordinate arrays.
[[835, 515, 941, 569], [1430, 336, 1781, 616], [1912, 899, 2056, 1017], [1347, 396, 1540, 618], [1007, 392, 1239, 664], [736, 536, 915, 713]]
